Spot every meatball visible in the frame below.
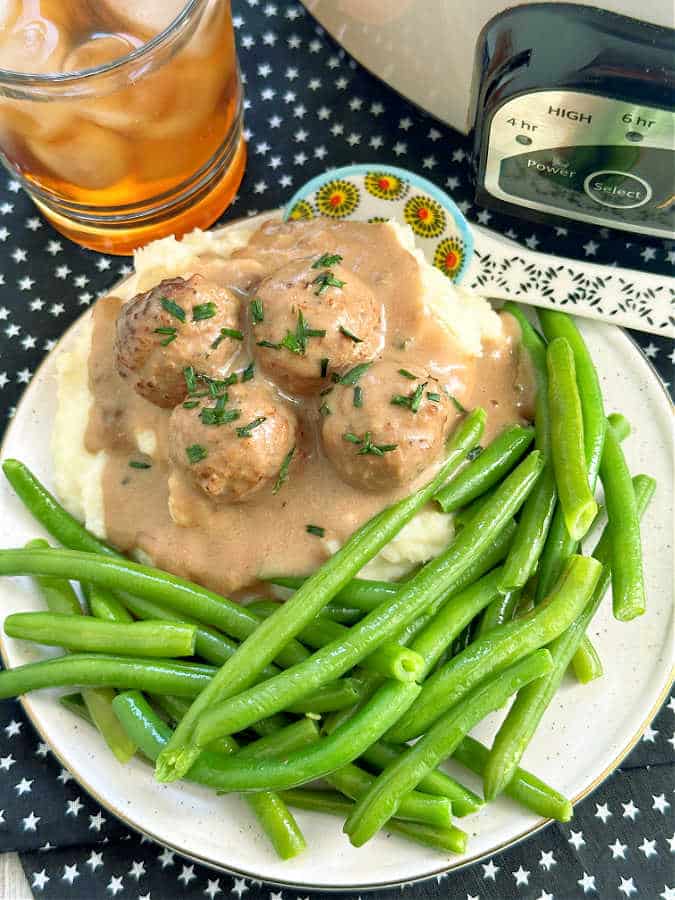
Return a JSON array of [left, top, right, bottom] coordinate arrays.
[[168, 381, 297, 502], [253, 258, 382, 395], [321, 360, 457, 492], [114, 274, 242, 408]]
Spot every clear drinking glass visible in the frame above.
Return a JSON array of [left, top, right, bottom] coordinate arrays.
[[0, 1, 246, 253]]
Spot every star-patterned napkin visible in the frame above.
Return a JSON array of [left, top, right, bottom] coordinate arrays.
[[0, 2, 673, 898]]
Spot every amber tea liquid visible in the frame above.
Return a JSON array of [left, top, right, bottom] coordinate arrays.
[[0, 1, 246, 253]]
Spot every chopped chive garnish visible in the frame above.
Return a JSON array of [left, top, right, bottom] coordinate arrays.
[[467, 445, 484, 462], [427, 392, 441, 403], [182, 400, 199, 409], [220, 327, 244, 341], [160, 335, 177, 346], [410, 382, 427, 413], [186, 444, 207, 464], [319, 386, 334, 397], [250, 297, 264, 325], [257, 340, 279, 349], [241, 361, 255, 382], [450, 394, 467, 414], [154, 326, 177, 346], [236, 416, 267, 438], [129, 460, 151, 469], [312, 253, 343, 269], [273, 446, 295, 494], [319, 402, 331, 417], [391, 395, 412, 408], [353, 385, 363, 408], [355, 431, 398, 457], [279, 310, 327, 356], [313, 271, 346, 296], [183, 366, 197, 394], [337, 362, 372, 386], [339, 325, 363, 343], [192, 302, 216, 321], [398, 368, 416, 380], [200, 406, 240, 426], [320, 357, 329, 378], [306, 524, 325, 537], [161, 297, 186, 322], [343, 432, 363, 445]]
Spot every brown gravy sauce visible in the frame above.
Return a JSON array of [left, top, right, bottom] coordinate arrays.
[[85, 220, 535, 596]]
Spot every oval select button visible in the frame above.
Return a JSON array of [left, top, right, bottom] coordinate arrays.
[[583, 170, 652, 209]]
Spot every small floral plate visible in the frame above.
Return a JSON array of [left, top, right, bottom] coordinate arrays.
[[284, 163, 474, 284]]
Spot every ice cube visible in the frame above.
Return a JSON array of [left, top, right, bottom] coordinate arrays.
[[99, 0, 186, 39], [62, 33, 140, 74], [27, 118, 131, 189], [0, 9, 66, 74], [0, 95, 71, 141]]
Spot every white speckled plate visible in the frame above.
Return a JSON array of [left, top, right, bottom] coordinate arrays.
[[0, 213, 672, 891]]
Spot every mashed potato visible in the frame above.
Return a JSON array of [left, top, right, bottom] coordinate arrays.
[[53, 217, 501, 583]]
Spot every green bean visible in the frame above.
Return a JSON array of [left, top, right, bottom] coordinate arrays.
[[4, 612, 197, 658], [343, 650, 553, 846], [452, 736, 572, 822], [267, 574, 399, 613], [499, 303, 557, 594], [434, 424, 534, 513], [0, 548, 309, 669], [406, 569, 503, 679], [386, 554, 602, 743], [0, 654, 215, 698], [571, 637, 603, 683], [279, 789, 468, 854], [119, 679, 421, 791], [156, 410, 486, 782], [59, 692, 91, 723], [535, 311, 607, 600], [482, 475, 655, 800], [359, 741, 483, 818], [234, 719, 320, 760], [318, 605, 363, 624], [192, 452, 543, 751], [607, 412, 630, 442], [244, 792, 307, 859], [325, 763, 452, 829], [285, 678, 366, 714], [84, 583, 133, 623], [599, 426, 645, 620], [3, 460, 117, 556], [547, 337, 598, 541], [247, 600, 424, 683], [24, 547, 136, 763], [24, 539, 82, 615], [477, 589, 521, 638]]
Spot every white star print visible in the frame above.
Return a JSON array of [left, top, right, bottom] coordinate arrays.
[[287, 34, 301, 48], [369, 136, 383, 149], [139, 894, 151, 900], [667, 250, 675, 263], [269, 893, 283, 900], [422, 155, 436, 169], [639, 837, 658, 858], [330, 122, 343, 136], [66, 797, 83, 816], [46, 239, 62, 254], [62, 863, 79, 884], [232, 876, 249, 897], [0, 306, 8, 319], [260, 87, 275, 100], [399, 117, 412, 130], [31, 869, 50, 890], [87, 850, 103, 871], [241, 35, 254, 49], [15, 777, 32, 795], [294, 127, 308, 141], [569, 829, 586, 849], [74, 274, 89, 288], [262, 30, 276, 45], [4, 719, 22, 737], [578, 872, 596, 893], [583, 239, 598, 255], [0, 373, 7, 389], [618, 876, 638, 896], [158, 848, 174, 868], [293, 151, 307, 165], [0, 201, 14, 214], [535, 893, 553, 900], [55, 264, 71, 279], [609, 838, 628, 859], [18, 275, 34, 290], [595, 802, 612, 823], [268, 155, 282, 169], [452, 148, 466, 162], [107, 875, 124, 895], [30, 298, 44, 310], [35, 742, 49, 757], [253, 180, 268, 194], [346, 132, 361, 146], [393, 141, 407, 156], [11, 247, 27, 262], [653, 793, 671, 813], [21, 335, 36, 350], [0, 754, 16, 771], [22, 810, 40, 831], [0, 226, 8, 240], [285, 66, 298, 80], [539, 849, 556, 870], [96, 257, 111, 271], [660, 887, 675, 900], [643, 342, 659, 358], [89, 810, 106, 831], [640, 246, 656, 261], [205, 878, 222, 898], [317, 105, 331, 120], [667, 832, 675, 852], [178, 864, 196, 885], [643, 723, 659, 741], [57, 768, 73, 784], [7, 179, 20, 192], [314, 146, 327, 159], [525, 234, 540, 249], [38, 842, 51, 851], [268, 115, 282, 128], [482, 859, 499, 880], [512, 865, 529, 885], [129, 860, 146, 879], [622, 800, 640, 820], [476, 209, 492, 224], [5, 323, 20, 337]]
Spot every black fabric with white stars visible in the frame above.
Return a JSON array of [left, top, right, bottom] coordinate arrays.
[[0, 2, 673, 898]]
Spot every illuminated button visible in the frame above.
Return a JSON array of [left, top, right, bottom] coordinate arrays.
[[583, 170, 652, 209]]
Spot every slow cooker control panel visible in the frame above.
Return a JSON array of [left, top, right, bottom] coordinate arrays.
[[482, 90, 674, 238]]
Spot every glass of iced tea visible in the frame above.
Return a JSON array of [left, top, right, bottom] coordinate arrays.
[[0, 1, 246, 253]]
